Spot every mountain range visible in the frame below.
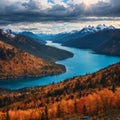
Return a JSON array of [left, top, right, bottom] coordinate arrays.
[[0, 29, 73, 61], [0, 25, 120, 119], [37, 24, 120, 57], [0, 28, 73, 80], [19, 31, 46, 44], [37, 24, 115, 42]]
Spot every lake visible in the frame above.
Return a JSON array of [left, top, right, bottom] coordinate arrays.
[[0, 41, 120, 90]]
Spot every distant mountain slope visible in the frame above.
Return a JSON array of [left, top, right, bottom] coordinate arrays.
[[38, 32, 74, 43], [37, 33, 56, 41], [45, 24, 115, 44], [20, 31, 46, 44], [0, 29, 73, 62], [94, 31, 120, 56], [46, 25, 120, 57], [63, 29, 120, 56], [0, 40, 65, 80]]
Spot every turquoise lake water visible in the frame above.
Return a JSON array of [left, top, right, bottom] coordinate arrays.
[[0, 41, 120, 90]]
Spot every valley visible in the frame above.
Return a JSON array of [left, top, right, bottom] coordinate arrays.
[[0, 29, 73, 81], [0, 29, 73, 62], [0, 62, 120, 119], [41, 25, 120, 57], [0, 0, 120, 119], [0, 26, 120, 119], [0, 41, 120, 89]]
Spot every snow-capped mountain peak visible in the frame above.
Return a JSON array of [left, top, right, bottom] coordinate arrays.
[[2, 28, 12, 34], [81, 24, 115, 34], [96, 24, 107, 30], [96, 24, 115, 30], [1, 28, 16, 38], [108, 25, 115, 30]]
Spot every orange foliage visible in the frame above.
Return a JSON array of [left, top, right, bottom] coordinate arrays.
[[0, 88, 120, 120], [0, 40, 65, 80]]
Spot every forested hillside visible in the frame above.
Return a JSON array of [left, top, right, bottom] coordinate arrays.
[[0, 40, 65, 80], [0, 29, 73, 62], [0, 62, 120, 119]]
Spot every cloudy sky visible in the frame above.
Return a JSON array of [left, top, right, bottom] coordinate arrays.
[[0, 0, 120, 33]]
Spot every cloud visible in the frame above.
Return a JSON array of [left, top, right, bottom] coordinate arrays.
[[0, 0, 120, 25], [2, 20, 120, 34], [110, 0, 120, 16], [87, 0, 120, 17]]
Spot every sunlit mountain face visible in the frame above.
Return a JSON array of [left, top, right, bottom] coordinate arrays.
[[0, 0, 120, 34]]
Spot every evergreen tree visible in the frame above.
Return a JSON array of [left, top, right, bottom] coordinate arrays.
[[100, 74, 106, 86], [112, 84, 116, 93], [6, 111, 10, 120], [82, 105, 87, 115], [56, 104, 61, 118], [74, 99, 78, 114], [45, 106, 48, 120], [41, 112, 45, 120]]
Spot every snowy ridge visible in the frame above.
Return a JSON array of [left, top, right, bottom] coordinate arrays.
[[1, 28, 16, 38], [81, 24, 115, 34]]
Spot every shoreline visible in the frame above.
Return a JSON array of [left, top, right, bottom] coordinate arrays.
[[0, 61, 120, 91]]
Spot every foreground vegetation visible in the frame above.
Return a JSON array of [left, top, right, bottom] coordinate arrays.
[[0, 62, 120, 119], [0, 88, 120, 120]]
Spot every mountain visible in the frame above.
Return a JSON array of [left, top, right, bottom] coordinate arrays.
[[37, 33, 56, 41], [20, 31, 46, 44], [1, 28, 16, 38], [80, 24, 115, 34], [0, 62, 120, 119], [46, 25, 120, 57], [63, 29, 120, 56], [41, 24, 115, 43], [0, 29, 73, 62], [0, 28, 73, 80], [38, 31, 84, 43], [94, 30, 120, 56], [0, 40, 66, 80]]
